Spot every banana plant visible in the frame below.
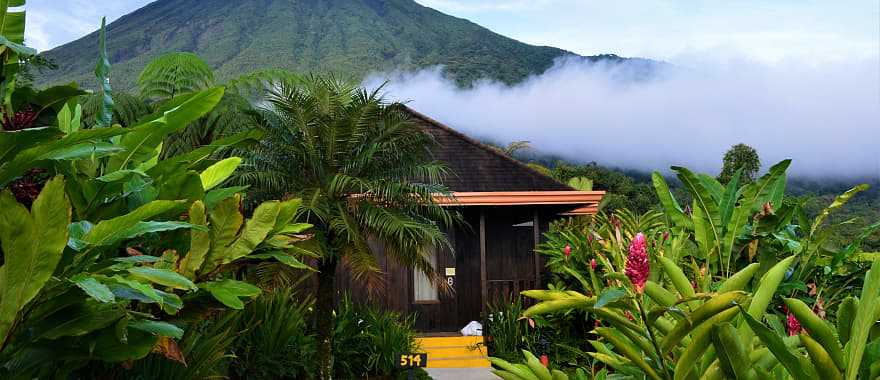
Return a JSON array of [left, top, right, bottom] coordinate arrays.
[[653, 160, 791, 276]]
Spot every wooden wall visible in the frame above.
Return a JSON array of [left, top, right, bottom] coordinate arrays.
[[329, 205, 561, 332]]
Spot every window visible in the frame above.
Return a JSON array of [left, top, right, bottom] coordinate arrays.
[[413, 247, 439, 303]]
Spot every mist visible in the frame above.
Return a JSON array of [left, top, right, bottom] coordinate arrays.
[[364, 56, 880, 179]]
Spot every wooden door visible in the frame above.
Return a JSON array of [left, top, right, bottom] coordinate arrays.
[[412, 232, 462, 332]]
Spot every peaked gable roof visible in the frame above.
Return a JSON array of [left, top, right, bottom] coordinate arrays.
[[404, 107, 572, 193]]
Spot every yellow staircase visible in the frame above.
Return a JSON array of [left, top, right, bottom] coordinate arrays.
[[415, 336, 490, 368]]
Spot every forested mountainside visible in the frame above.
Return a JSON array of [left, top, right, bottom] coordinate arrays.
[[39, 0, 651, 89]]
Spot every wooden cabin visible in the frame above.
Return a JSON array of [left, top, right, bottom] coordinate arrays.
[[336, 107, 604, 332]]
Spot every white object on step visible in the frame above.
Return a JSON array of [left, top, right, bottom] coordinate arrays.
[[460, 321, 483, 336]]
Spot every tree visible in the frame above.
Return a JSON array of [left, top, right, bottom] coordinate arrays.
[[236, 75, 458, 379], [718, 143, 760, 184]]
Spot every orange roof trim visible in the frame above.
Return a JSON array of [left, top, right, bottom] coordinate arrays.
[[433, 191, 605, 207]]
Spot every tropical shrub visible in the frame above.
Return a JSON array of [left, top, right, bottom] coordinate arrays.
[[485, 298, 592, 369], [332, 295, 428, 379], [228, 289, 317, 379], [0, 12, 314, 377], [496, 160, 880, 379]]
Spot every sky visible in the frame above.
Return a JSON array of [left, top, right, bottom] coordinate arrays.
[[27, 0, 879, 64], [23, 0, 880, 177]]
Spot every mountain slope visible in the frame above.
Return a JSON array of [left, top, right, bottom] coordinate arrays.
[[40, 0, 586, 89]]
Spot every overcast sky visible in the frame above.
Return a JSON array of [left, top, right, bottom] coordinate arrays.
[[26, 0, 880, 65]]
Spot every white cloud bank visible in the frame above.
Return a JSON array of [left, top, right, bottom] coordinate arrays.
[[365, 57, 880, 178]]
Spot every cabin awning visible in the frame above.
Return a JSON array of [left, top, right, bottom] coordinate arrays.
[[433, 191, 604, 210]]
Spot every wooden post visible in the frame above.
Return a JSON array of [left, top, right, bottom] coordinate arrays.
[[533, 210, 541, 288], [480, 209, 488, 315]]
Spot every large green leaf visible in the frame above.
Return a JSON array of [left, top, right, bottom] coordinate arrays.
[[199, 156, 241, 190], [179, 201, 211, 279], [711, 322, 754, 379], [205, 194, 244, 269], [108, 87, 225, 170], [213, 200, 280, 265], [200, 279, 261, 309], [0, 1, 27, 45], [93, 17, 113, 128], [845, 259, 880, 380], [204, 185, 249, 209], [204, 197, 283, 273], [91, 328, 157, 362], [128, 268, 197, 291], [811, 184, 869, 236], [738, 255, 795, 342], [0, 176, 70, 341], [128, 320, 183, 339], [739, 160, 791, 213], [70, 274, 115, 303], [146, 129, 262, 183], [652, 172, 691, 229], [0, 127, 63, 163], [247, 251, 313, 270], [673, 166, 721, 257], [740, 308, 813, 379], [82, 200, 184, 246], [45, 142, 123, 160], [38, 302, 124, 340], [0, 126, 128, 186], [117, 221, 205, 241], [157, 170, 205, 202], [57, 101, 82, 135], [718, 168, 742, 229]]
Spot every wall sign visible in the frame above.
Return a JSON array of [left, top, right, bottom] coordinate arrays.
[[397, 353, 428, 368], [445, 267, 456, 276]]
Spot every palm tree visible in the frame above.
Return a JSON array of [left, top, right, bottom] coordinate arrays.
[[236, 75, 458, 379]]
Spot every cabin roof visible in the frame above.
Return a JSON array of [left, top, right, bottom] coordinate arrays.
[[404, 107, 573, 193]]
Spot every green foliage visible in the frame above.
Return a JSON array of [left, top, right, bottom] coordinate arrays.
[[511, 160, 880, 380], [718, 143, 760, 185], [332, 295, 425, 379], [138, 52, 215, 102], [228, 289, 317, 379], [0, 17, 315, 377], [232, 74, 458, 376], [552, 162, 658, 213], [37, 0, 598, 89], [93, 17, 113, 128]]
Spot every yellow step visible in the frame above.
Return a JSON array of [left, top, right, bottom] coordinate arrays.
[[426, 357, 491, 368], [415, 336, 489, 368], [420, 345, 486, 359], [416, 336, 484, 348]]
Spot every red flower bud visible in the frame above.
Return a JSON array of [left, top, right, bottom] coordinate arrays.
[[625, 233, 649, 293], [786, 312, 802, 336], [587, 234, 593, 243], [590, 258, 598, 270], [662, 231, 670, 241], [563, 244, 571, 258], [540, 355, 550, 367]]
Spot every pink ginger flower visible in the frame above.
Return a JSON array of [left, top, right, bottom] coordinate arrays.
[[590, 258, 598, 270], [625, 232, 650, 293], [787, 312, 802, 336], [563, 244, 572, 258]]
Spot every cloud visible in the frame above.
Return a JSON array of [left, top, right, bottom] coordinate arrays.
[[25, 0, 148, 52], [364, 56, 880, 179]]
